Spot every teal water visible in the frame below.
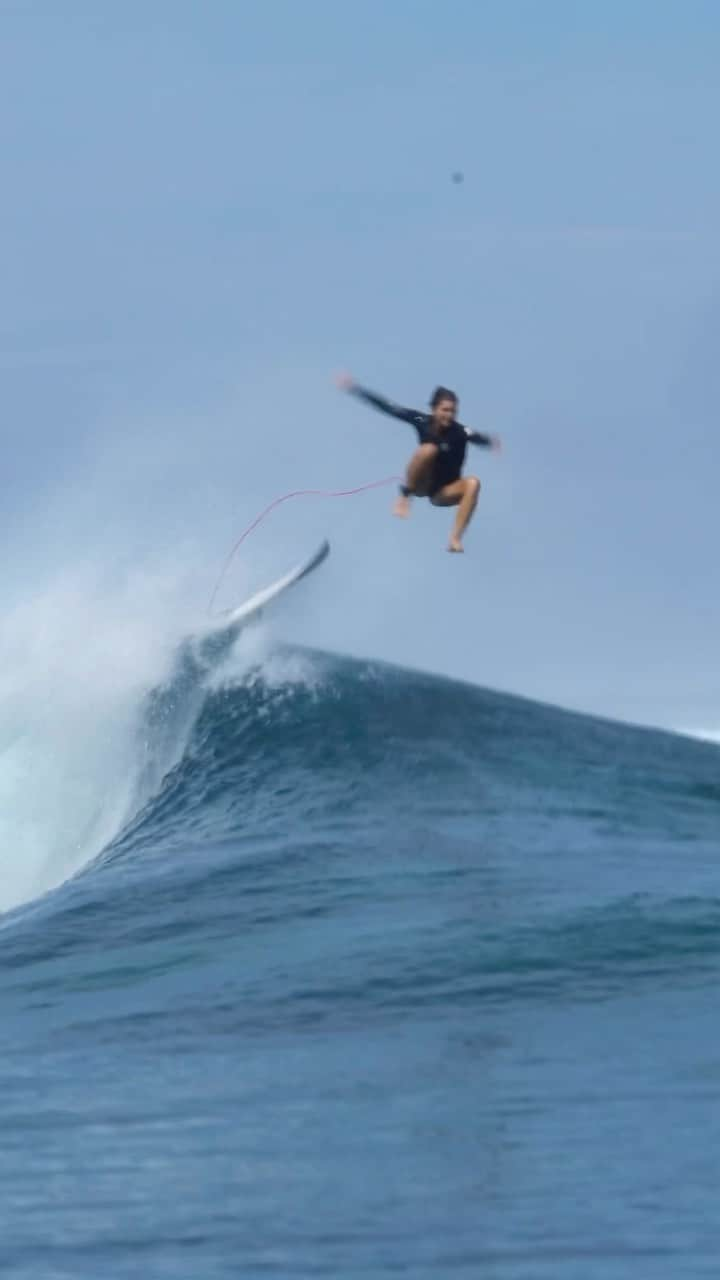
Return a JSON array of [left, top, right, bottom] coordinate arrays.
[[1, 649, 719, 1278]]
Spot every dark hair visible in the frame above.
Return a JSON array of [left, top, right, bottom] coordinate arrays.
[[430, 385, 458, 409]]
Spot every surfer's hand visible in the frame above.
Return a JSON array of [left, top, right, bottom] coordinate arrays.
[[335, 372, 355, 392], [489, 434, 502, 452]]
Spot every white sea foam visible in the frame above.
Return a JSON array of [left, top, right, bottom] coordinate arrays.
[[0, 555, 208, 913], [0, 532, 330, 914], [679, 727, 720, 745]]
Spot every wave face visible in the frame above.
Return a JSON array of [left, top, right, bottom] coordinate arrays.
[[2, 645, 719, 1279]]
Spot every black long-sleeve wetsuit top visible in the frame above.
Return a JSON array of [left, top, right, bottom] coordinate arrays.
[[351, 385, 493, 494]]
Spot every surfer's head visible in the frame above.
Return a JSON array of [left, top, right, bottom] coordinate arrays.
[[429, 386, 458, 428]]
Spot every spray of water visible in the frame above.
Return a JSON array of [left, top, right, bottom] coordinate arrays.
[[0, 554, 215, 913]]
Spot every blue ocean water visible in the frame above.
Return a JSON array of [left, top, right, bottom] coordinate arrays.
[[1, 639, 719, 1279]]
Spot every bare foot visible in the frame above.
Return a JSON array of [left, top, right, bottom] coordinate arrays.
[[393, 495, 411, 518], [447, 537, 464, 553]]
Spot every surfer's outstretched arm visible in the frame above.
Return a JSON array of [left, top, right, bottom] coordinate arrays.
[[464, 426, 502, 450], [336, 373, 419, 426]]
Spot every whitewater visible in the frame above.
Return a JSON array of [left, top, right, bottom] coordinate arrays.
[[1, 568, 719, 1280]]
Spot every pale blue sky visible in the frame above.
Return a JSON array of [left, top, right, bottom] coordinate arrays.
[[1, 0, 718, 730]]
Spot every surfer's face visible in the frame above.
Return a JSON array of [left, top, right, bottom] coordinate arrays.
[[433, 397, 457, 429]]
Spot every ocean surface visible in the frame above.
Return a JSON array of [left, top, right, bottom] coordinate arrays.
[[1, 632, 719, 1279]]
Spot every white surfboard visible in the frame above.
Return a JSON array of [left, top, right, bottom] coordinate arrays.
[[207, 538, 330, 638]]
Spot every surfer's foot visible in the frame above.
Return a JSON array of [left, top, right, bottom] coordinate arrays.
[[447, 537, 464, 553], [393, 495, 411, 519]]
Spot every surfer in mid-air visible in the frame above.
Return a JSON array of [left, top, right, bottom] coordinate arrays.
[[336, 374, 501, 552]]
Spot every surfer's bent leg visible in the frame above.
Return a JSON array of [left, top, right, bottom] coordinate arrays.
[[393, 443, 438, 518], [430, 475, 481, 552]]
